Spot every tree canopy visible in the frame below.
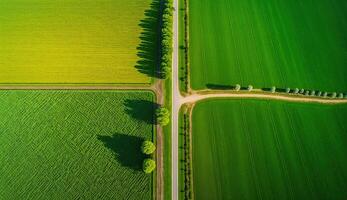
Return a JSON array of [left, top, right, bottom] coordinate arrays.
[[156, 107, 170, 126], [141, 140, 156, 155], [271, 86, 276, 93], [235, 84, 241, 91], [143, 159, 156, 174]]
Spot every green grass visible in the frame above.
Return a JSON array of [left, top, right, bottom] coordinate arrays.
[[192, 99, 347, 199], [189, 0, 347, 92], [163, 77, 172, 200], [0, 0, 157, 84], [0, 90, 156, 199], [178, 0, 187, 92]]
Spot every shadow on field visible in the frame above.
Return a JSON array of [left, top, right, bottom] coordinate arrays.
[[262, 87, 287, 92], [124, 99, 159, 125], [98, 133, 145, 171], [206, 83, 234, 90], [135, 0, 161, 78]]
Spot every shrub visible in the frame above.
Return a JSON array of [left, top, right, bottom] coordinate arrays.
[[247, 85, 253, 91], [285, 88, 291, 93], [156, 107, 170, 126], [271, 86, 276, 93], [294, 88, 299, 94], [143, 159, 156, 174], [235, 84, 241, 91], [141, 141, 156, 155]]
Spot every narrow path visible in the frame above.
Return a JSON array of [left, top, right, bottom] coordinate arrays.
[[0, 85, 154, 91], [182, 92, 347, 104]]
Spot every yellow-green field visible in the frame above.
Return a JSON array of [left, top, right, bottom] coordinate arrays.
[[0, 0, 156, 84]]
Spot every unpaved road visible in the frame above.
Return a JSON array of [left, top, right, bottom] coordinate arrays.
[[171, 0, 182, 199]]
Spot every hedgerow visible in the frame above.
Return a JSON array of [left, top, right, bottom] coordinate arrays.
[[160, 0, 174, 79]]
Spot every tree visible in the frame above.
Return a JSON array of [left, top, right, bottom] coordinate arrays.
[[299, 89, 305, 94], [310, 90, 315, 96], [323, 92, 328, 98], [143, 159, 156, 174], [235, 84, 241, 91], [247, 85, 253, 91], [345, 94, 347, 99], [331, 92, 337, 98], [271, 86, 276, 93], [317, 91, 322, 97], [305, 91, 310, 96], [294, 88, 299, 94], [156, 107, 170, 126], [286, 88, 291, 93], [338, 93, 344, 98], [141, 141, 156, 155]]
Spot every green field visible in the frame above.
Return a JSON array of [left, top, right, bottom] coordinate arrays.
[[0, 0, 158, 84], [192, 100, 347, 199], [189, 0, 347, 92], [0, 90, 155, 199]]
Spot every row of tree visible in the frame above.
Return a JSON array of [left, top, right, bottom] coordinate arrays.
[[160, 0, 174, 79], [271, 86, 346, 99], [142, 140, 156, 173], [182, 113, 192, 200], [140, 107, 169, 173], [234, 84, 253, 91], [232, 84, 346, 99]]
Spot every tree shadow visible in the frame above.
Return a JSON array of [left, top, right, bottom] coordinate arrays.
[[262, 87, 286, 92], [206, 83, 234, 90], [98, 133, 145, 171], [124, 99, 159, 125], [135, 0, 161, 78]]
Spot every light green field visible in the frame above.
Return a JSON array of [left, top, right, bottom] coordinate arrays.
[[189, 0, 347, 92], [0, 90, 155, 199], [192, 100, 347, 199], [0, 0, 155, 84]]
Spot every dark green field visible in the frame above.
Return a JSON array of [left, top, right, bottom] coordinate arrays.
[[0, 90, 155, 199], [189, 0, 347, 92], [192, 100, 347, 199]]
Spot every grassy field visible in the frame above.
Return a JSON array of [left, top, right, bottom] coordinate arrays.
[[0, 90, 155, 199], [189, 0, 347, 92], [0, 0, 159, 84], [192, 100, 347, 199]]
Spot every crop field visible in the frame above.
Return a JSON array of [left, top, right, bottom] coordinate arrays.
[[189, 0, 347, 92], [192, 100, 347, 199], [0, 90, 155, 199], [0, 0, 157, 84]]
